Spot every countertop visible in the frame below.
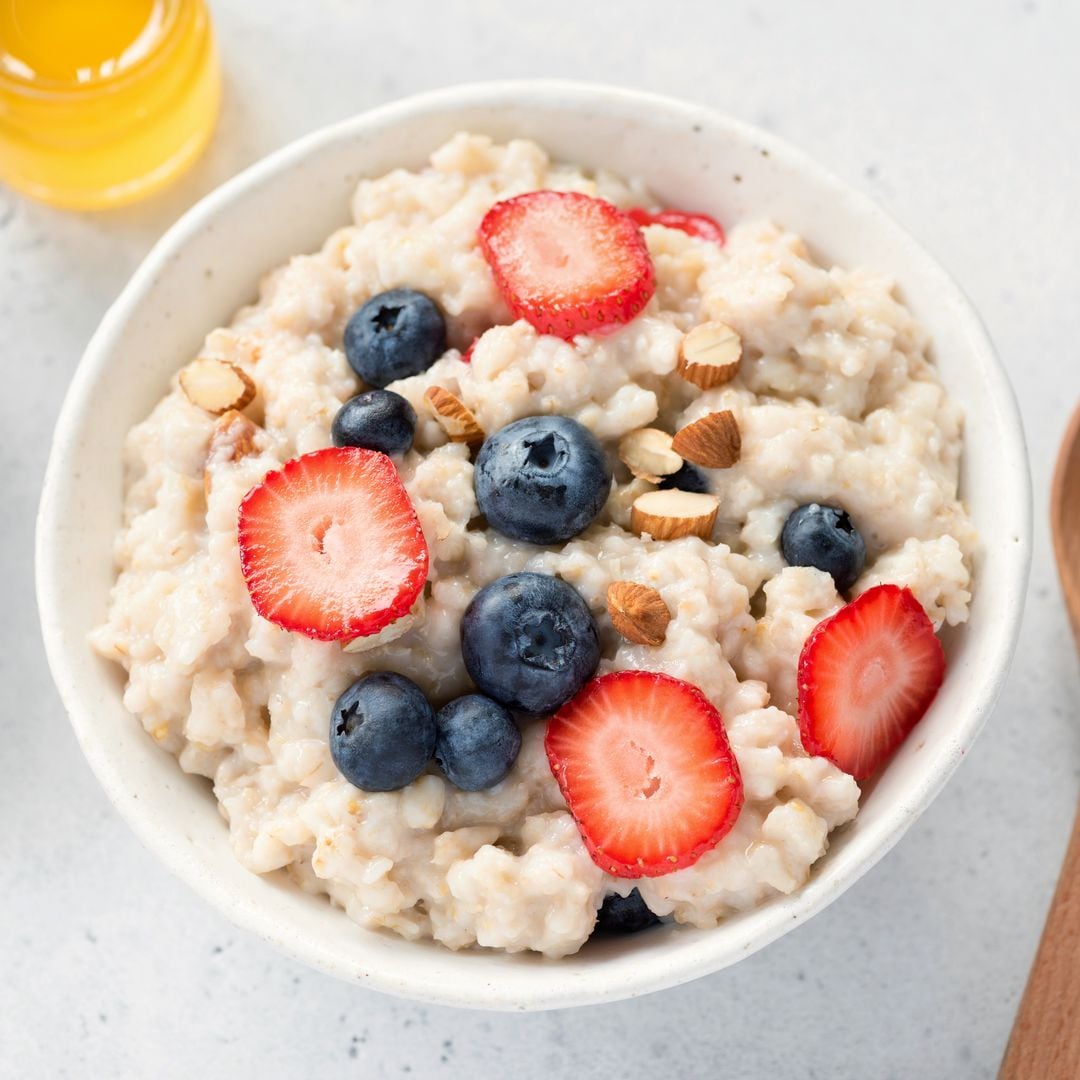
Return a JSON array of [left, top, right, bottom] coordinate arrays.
[[3, 1, 1079, 1077]]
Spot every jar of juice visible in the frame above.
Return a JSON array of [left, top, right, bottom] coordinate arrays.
[[0, 0, 221, 210]]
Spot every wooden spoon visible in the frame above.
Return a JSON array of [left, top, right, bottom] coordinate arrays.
[[999, 403, 1080, 1078]]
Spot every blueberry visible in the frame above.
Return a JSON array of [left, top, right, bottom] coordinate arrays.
[[329, 671, 436, 792], [658, 462, 710, 494], [434, 694, 522, 791], [344, 288, 446, 388], [474, 416, 612, 545], [460, 572, 600, 715], [780, 503, 866, 592], [331, 390, 416, 455], [592, 889, 660, 936]]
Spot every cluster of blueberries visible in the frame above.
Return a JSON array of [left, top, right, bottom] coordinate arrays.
[[325, 286, 869, 936], [330, 571, 600, 795]]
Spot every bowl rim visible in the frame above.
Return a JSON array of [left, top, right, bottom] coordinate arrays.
[[36, 79, 1032, 1010]]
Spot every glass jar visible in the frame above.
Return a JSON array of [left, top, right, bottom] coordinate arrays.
[[0, 0, 221, 210]]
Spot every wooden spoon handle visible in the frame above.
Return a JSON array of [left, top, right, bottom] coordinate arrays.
[[1000, 802, 1080, 1078]]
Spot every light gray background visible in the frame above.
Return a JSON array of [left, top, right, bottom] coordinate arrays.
[[4, 1, 1079, 1077]]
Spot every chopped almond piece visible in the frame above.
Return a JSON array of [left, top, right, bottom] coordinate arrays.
[[678, 322, 742, 389], [618, 428, 683, 483], [203, 410, 261, 496], [425, 386, 485, 444], [672, 410, 741, 469], [630, 489, 719, 540], [180, 358, 256, 415], [607, 581, 672, 646]]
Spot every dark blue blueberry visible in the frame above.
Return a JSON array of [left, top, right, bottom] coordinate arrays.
[[331, 390, 416, 455], [780, 503, 866, 592], [658, 462, 710, 494], [592, 889, 660, 936], [329, 671, 435, 792], [344, 288, 446, 388], [474, 416, 612, 545], [460, 572, 600, 716], [434, 694, 522, 791]]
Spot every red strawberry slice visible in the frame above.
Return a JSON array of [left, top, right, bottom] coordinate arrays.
[[627, 207, 726, 245], [477, 190, 656, 340], [237, 446, 428, 642], [797, 584, 945, 780], [460, 337, 478, 363], [546, 671, 744, 878]]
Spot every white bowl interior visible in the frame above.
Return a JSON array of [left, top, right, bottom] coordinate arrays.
[[37, 82, 1030, 1010]]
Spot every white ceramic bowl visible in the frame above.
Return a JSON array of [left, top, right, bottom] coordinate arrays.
[[36, 81, 1031, 1011]]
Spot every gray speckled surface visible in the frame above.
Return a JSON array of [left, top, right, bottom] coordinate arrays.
[[4, 1, 1079, 1076]]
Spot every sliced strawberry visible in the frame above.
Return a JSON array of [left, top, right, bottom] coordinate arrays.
[[797, 584, 945, 780], [477, 190, 656, 340], [627, 207, 726, 245], [237, 447, 428, 642], [460, 337, 478, 363], [546, 671, 743, 878]]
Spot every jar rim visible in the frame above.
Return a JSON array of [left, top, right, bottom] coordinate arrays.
[[0, 0, 187, 100]]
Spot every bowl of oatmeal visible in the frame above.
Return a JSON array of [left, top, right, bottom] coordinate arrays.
[[36, 81, 1030, 1010]]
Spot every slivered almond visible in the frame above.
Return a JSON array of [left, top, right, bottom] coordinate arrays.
[[630, 489, 719, 540], [672, 410, 741, 469], [342, 595, 424, 653], [425, 386, 485, 444], [607, 581, 672, 646], [677, 321, 742, 389], [203, 410, 261, 496], [180, 358, 256, 415], [618, 428, 683, 483]]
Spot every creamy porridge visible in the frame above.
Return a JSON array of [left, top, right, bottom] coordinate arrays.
[[91, 134, 976, 957]]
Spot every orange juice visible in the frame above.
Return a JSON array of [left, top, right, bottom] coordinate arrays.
[[0, 0, 220, 209]]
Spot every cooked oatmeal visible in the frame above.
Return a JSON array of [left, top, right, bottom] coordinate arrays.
[[91, 133, 975, 957]]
